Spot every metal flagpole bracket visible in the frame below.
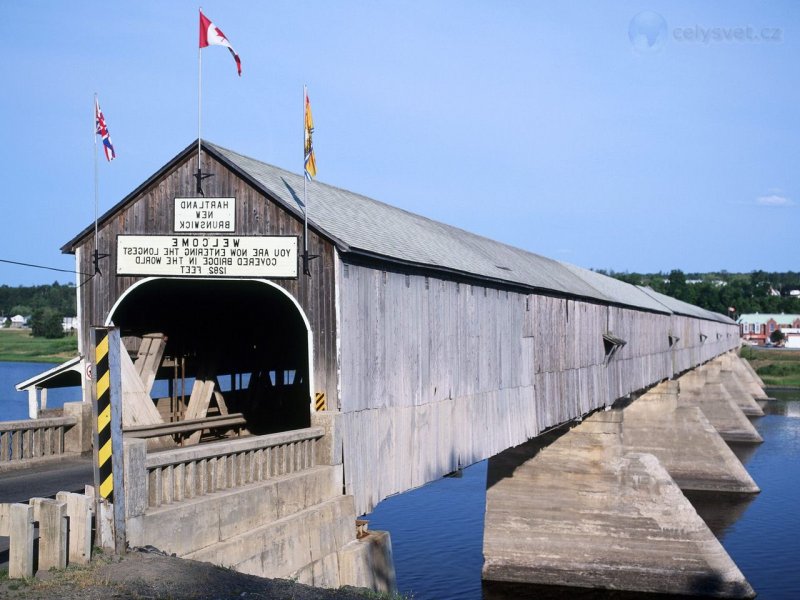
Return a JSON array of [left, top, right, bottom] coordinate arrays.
[[302, 250, 319, 276], [194, 168, 214, 196], [93, 249, 110, 275]]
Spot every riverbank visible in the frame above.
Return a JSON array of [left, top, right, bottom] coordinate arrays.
[[0, 549, 400, 600], [740, 346, 800, 388], [0, 329, 78, 363]]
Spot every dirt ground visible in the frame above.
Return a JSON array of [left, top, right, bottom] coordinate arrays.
[[0, 549, 392, 600]]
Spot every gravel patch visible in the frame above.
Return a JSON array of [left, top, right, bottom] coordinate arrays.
[[0, 549, 395, 600]]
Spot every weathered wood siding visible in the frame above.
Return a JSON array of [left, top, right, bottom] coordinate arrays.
[[669, 315, 737, 375], [527, 295, 606, 431], [72, 151, 338, 401], [338, 267, 538, 512], [338, 263, 739, 514], [605, 307, 673, 402]]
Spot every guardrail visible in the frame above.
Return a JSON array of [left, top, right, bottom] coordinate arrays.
[[133, 427, 324, 509], [0, 416, 78, 464]]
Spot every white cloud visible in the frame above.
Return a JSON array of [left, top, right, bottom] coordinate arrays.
[[756, 194, 794, 207]]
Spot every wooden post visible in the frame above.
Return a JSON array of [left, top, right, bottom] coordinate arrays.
[[31, 498, 67, 571], [9, 503, 34, 578], [92, 326, 127, 554], [56, 492, 94, 565]]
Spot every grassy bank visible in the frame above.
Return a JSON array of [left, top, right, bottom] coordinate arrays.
[[0, 328, 79, 363], [740, 346, 800, 388]]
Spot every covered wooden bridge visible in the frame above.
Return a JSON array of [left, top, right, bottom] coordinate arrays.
[[58, 139, 738, 516]]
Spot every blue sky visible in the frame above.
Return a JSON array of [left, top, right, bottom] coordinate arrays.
[[1, 1, 797, 285]]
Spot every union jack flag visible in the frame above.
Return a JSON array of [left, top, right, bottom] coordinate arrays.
[[95, 97, 116, 162]]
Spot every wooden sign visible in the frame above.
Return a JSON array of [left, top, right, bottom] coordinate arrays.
[[116, 235, 298, 278], [174, 197, 235, 232]]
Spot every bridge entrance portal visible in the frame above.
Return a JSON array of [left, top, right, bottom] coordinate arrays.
[[107, 278, 312, 436]]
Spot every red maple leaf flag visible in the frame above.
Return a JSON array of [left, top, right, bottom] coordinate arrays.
[[199, 10, 241, 76]]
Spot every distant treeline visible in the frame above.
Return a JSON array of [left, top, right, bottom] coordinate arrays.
[[0, 282, 76, 318], [2, 273, 798, 326], [595, 270, 800, 316]]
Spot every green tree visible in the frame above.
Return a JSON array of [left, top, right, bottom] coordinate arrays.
[[30, 307, 64, 339], [693, 281, 720, 313], [666, 269, 698, 303], [9, 304, 32, 317], [770, 329, 786, 345]]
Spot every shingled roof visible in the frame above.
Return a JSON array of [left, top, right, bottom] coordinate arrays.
[[63, 140, 733, 322], [638, 286, 733, 324]]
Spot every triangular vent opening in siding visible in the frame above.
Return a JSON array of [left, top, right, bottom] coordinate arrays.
[[603, 332, 627, 364]]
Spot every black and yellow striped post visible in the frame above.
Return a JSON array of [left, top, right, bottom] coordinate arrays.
[[314, 392, 326, 411], [92, 327, 126, 553]]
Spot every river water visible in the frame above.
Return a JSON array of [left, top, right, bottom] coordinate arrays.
[[0, 361, 81, 421], [366, 390, 800, 600], [1, 363, 797, 598]]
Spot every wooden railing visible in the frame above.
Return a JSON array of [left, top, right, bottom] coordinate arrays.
[[125, 412, 247, 441], [0, 416, 77, 464], [144, 427, 324, 508]]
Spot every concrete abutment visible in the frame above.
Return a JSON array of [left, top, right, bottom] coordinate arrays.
[[121, 413, 396, 593]]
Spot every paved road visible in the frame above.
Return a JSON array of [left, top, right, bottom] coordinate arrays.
[[0, 456, 94, 503], [0, 456, 94, 571]]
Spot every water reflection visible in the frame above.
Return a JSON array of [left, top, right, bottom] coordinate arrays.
[[683, 490, 756, 538], [762, 391, 800, 416], [728, 441, 760, 466], [483, 580, 721, 600]]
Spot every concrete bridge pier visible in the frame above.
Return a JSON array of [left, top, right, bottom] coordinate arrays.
[[716, 368, 765, 417], [620, 381, 759, 493], [676, 368, 763, 444], [735, 354, 768, 390], [719, 353, 770, 401], [483, 400, 756, 598]]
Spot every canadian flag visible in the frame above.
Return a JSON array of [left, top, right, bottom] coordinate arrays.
[[199, 10, 241, 76]]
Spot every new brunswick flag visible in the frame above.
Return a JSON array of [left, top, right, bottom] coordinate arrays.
[[304, 89, 317, 180]]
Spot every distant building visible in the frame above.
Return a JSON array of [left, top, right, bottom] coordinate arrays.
[[783, 328, 800, 349], [738, 313, 800, 345], [686, 279, 726, 287], [10, 314, 27, 328], [62, 316, 78, 333]]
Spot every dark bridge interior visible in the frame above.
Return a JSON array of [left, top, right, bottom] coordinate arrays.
[[110, 278, 310, 435]]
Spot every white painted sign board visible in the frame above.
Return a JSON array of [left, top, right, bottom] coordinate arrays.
[[174, 197, 235, 232], [116, 235, 298, 278]]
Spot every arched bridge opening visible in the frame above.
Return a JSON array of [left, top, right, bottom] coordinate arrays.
[[108, 278, 311, 437]]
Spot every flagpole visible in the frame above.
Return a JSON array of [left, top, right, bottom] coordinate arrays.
[[197, 7, 203, 194], [303, 84, 308, 261], [93, 93, 99, 266]]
